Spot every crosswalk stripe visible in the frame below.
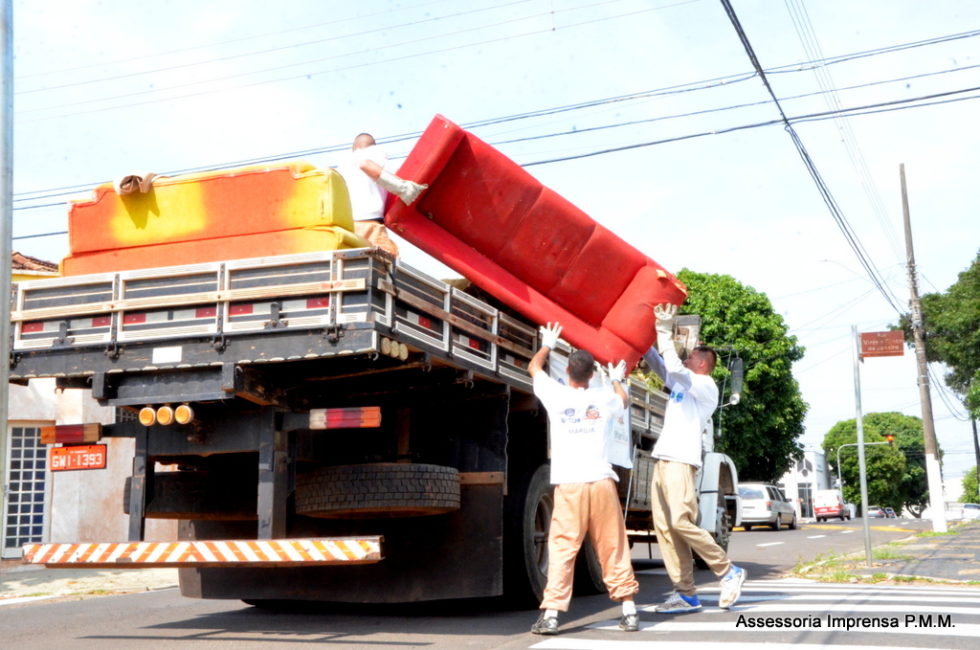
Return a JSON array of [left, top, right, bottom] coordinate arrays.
[[532, 640, 938, 650], [692, 592, 980, 605], [586, 620, 980, 638]]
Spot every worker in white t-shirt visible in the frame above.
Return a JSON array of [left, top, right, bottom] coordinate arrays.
[[528, 322, 640, 636], [643, 303, 745, 614], [337, 133, 427, 257]]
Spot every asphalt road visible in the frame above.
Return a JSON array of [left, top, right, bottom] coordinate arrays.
[[0, 517, 942, 649]]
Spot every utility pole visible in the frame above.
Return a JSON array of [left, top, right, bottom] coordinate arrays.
[[973, 419, 980, 500], [851, 326, 873, 564], [900, 163, 947, 533], [0, 0, 13, 552]]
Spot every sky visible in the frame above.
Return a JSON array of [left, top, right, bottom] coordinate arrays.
[[11, 1, 980, 484]]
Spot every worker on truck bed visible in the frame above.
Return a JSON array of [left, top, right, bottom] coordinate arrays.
[[643, 303, 746, 613], [528, 322, 640, 635], [337, 133, 427, 257]]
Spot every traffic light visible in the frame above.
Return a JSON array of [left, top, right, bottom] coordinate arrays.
[[884, 433, 895, 445]]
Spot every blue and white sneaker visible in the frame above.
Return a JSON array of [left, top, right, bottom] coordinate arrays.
[[719, 565, 746, 609], [654, 591, 702, 613]]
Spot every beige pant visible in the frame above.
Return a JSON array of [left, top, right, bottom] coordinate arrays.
[[651, 459, 731, 595], [540, 478, 639, 611], [353, 220, 399, 257]]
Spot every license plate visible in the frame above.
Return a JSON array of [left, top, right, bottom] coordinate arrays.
[[50, 444, 107, 471]]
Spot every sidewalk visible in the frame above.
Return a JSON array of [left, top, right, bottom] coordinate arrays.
[[798, 518, 980, 584], [0, 557, 177, 605], [2, 520, 978, 605]]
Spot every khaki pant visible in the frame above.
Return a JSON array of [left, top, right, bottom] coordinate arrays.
[[353, 220, 399, 257], [651, 459, 731, 595], [540, 478, 639, 611]]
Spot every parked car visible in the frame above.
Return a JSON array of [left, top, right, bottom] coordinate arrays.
[[813, 489, 850, 521], [737, 483, 797, 530], [883, 507, 898, 518], [960, 503, 980, 520], [866, 505, 886, 518]]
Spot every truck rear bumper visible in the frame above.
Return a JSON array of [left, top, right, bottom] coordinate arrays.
[[22, 537, 383, 569]]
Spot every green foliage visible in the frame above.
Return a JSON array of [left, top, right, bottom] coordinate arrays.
[[677, 269, 807, 482], [822, 412, 928, 514], [898, 251, 980, 412], [961, 466, 979, 503], [967, 370, 980, 420]]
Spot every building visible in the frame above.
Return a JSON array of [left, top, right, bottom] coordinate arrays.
[[777, 449, 833, 520]]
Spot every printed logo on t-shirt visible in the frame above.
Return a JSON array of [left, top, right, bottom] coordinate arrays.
[[669, 388, 685, 403], [558, 405, 604, 434]]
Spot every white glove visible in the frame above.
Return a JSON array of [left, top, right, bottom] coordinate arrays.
[[377, 170, 428, 205], [653, 303, 677, 354], [606, 360, 627, 383], [539, 322, 562, 349]]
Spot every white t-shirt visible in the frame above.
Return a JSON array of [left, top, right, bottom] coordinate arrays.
[[338, 144, 388, 222], [643, 346, 719, 468], [533, 372, 624, 485]]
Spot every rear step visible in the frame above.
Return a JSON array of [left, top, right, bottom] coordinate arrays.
[[22, 537, 383, 568]]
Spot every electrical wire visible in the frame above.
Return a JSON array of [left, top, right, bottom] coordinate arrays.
[[718, 0, 906, 317], [19, 0, 536, 95]]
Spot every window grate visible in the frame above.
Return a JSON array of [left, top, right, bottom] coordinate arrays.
[[4, 426, 46, 551]]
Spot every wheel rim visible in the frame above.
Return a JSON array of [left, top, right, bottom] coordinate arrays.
[[532, 490, 554, 576]]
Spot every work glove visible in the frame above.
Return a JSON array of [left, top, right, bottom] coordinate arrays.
[[539, 322, 562, 349], [606, 360, 627, 383], [653, 303, 677, 354], [377, 170, 428, 205]]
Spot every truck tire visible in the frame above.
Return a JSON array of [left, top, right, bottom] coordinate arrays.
[[122, 473, 257, 520], [295, 463, 460, 518], [695, 506, 732, 570], [573, 536, 608, 596], [503, 464, 551, 606]]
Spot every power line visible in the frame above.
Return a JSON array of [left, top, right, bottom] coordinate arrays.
[[19, 7, 980, 124], [19, 0, 538, 95], [18, 0, 454, 81], [18, 0, 670, 120], [13, 83, 980, 219], [718, 0, 906, 317]]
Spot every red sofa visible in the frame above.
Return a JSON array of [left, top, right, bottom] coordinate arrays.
[[385, 114, 687, 369]]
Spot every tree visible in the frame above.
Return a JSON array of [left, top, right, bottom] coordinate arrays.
[[961, 466, 979, 503], [675, 270, 808, 482], [899, 251, 980, 416], [821, 413, 932, 514]]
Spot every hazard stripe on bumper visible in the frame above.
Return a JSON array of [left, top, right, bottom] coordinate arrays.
[[22, 536, 383, 568]]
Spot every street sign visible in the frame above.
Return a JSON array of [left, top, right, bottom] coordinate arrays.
[[859, 330, 905, 358], [50, 444, 107, 471]]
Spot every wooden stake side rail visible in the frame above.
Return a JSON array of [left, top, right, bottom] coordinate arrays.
[[22, 537, 384, 568], [9, 248, 665, 441]]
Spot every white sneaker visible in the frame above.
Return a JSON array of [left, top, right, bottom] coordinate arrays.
[[654, 591, 702, 613], [718, 565, 746, 609]]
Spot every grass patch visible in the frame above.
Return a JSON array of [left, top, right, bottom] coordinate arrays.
[[872, 544, 913, 561], [917, 529, 958, 538]]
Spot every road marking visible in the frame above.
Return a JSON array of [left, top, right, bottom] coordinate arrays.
[[807, 535, 826, 539], [691, 592, 980, 605], [534, 641, 936, 650], [839, 530, 854, 534], [583, 620, 980, 639], [755, 542, 784, 547]]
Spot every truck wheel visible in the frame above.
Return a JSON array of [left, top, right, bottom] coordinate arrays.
[[695, 506, 731, 570], [123, 473, 256, 520], [503, 464, 551, 606], [573, 536, 608, 596], [295, 463, 460, 518]]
